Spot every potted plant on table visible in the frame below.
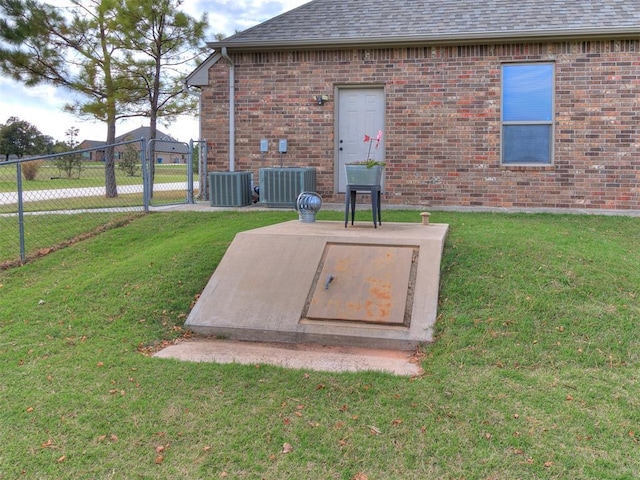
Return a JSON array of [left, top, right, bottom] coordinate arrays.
[[345, 130, 385, 186]]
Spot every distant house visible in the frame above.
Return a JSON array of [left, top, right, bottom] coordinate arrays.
[[76, 140, 106, 162], [78, 126, 188, 164], [187, 0, 640, 212]]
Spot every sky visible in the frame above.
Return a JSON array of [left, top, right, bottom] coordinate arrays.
[[0, 0, 310, 144]]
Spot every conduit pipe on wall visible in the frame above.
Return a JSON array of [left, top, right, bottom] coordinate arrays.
[[221, 47, 235, 172]]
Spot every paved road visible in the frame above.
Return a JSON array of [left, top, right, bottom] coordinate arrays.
[[0, 182, 187, 206]]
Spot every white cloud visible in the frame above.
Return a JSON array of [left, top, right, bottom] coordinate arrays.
[[0, 77, 101, 141], [179, 0, 310, 37], [0, 76, 199, 143], [0, 0, 308, 143]]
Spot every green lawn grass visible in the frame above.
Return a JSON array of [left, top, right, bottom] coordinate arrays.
[[1, 210, 638, 479]]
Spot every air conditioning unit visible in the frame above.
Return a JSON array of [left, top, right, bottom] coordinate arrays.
[[209, 171, 253, 207], [259, 167, 316, 208]]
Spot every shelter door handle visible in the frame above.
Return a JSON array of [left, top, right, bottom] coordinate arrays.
[[324, 274, 334, 290]]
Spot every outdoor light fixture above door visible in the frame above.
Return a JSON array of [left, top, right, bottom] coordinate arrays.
[[315, 95, 329, 105]]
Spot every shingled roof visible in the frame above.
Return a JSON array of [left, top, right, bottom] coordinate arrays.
[[115, 126, 188, 154], [208, 0, 640, 50]]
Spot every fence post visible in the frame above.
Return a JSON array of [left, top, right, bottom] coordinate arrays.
[[195, 140, 208, 201], [140, 138, 149, 213], [16, 162, 26, 263], [187, 140, 194, 204]]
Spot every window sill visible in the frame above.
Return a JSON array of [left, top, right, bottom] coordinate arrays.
[[501, 163, 555, 171]]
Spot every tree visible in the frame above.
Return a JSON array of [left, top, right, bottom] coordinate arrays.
[[53, 127, 83, 178], [116, 0, 207, 196], [118, 137, 141, 177], [0, 117, 53, 161], [0, 0, 208, 198], [1, 0, 142, 196], [1, 1, 115, 193]]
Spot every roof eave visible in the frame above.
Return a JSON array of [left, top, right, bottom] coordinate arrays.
[[185, 52, 222, 87], [206, 27, 640, 52]]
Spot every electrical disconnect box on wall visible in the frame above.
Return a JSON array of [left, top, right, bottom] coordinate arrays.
[[279, 139, 288, 153], [260, 139, 269, 152]]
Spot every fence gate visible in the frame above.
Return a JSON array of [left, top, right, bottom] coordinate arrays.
[[145, 139, 196, 207]]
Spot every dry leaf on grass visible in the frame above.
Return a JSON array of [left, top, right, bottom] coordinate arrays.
[[282, 442, 294, 454]]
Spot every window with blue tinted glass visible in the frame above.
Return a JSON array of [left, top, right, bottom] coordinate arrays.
[[502, 64, 554, 164]]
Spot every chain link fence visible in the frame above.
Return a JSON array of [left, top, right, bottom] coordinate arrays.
[[0, 138, 197, 268], [146, 138, 198, 207]]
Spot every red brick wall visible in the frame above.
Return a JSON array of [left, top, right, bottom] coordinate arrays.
[[200, 40, 640, 211]]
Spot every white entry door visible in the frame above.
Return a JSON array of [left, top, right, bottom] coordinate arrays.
[[336, 88, 385, 192]]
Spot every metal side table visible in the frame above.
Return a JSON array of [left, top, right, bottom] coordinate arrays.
[[344, 184, 382, 228]]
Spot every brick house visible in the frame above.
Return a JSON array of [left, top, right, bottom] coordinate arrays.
[[114, 126, 188, 164], [186, 0, 640, 212], [78, 126, 188, 164]]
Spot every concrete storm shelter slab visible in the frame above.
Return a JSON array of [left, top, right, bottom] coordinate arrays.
[[185, 220, 449, 350]]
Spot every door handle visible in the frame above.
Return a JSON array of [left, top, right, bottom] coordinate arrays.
[[324, 274, 334, 290]]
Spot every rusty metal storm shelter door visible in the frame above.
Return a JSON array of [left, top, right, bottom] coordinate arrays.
[[304, 243, 418, 326]]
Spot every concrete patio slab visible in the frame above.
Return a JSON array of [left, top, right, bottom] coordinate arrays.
[[154, 338, 423, 376], [185, 219, 448, 350]]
